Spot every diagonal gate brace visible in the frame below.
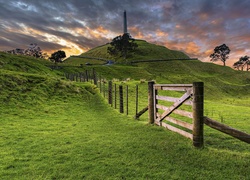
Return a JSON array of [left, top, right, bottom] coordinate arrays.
[[156, 90, 192, 122]]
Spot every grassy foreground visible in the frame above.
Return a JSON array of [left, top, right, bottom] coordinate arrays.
[[0, 52, 250, 179], [1, 82, 249, 179], [0, 74, 249, 179]]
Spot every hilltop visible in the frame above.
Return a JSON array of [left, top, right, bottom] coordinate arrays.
[[64, 39, 190, 65]]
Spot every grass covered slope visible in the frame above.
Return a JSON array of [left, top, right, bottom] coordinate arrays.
[[64, 39, 190, 65], [137, 59, 250, 100], [1, 62, 249, 179], [1, 51, 250, 179], [0, 52, 54, 75]]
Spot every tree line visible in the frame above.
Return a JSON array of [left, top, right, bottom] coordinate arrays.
[[5, 43, 66, 64]]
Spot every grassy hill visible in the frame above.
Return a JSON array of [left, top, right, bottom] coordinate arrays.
[[64, 39, 190, 65], [63, 39, 250, 99], [1, 50, 250, 179]]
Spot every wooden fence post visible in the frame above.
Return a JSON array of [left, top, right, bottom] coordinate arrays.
[[76, 74, 78, 81], [99, 76, 102, 93], [114, 84, 117, 109], [148, 81, 155, 124], [192, 82, 204, 148], [108, 81, 113, 106], [135, 85, 138, 117], [93, 68, 97, 85], [126, 85, 129, 115], [85, 70, 89, 82], [103, 80, 106, 98], [119, 85, 124, 113]]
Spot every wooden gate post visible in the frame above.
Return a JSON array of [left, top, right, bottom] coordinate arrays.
[[148, 81, 155, 124], [192, 82, 204, 148], [119, 85, 124, 113], [108, 81, 113, 106]]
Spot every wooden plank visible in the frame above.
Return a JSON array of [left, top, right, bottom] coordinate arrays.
[[156, 104, 193, 118], [156, 91, 192, 122], [156, 95, 177, 102], [204, 117, 250, 144], [154, 86, 192, 92], [161, 122, 193, 139], [164, 117, 193, 130], [174, 109, 193, 118], [134, 106, 148, 119], [156, 104, 169, 111], [154, 84, 193, 87], [156, 95, 192, 105], [154, 89, 158, 122]]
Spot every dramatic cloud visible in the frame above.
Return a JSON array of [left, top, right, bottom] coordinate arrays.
[[0, 0, 250, 66]]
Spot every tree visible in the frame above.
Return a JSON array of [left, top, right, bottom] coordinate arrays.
[[210, 44, 230, 66], [233, 60, 243, 71], [24, 43, 45, 58], [49, 50, 66, 64], [6, 43, 47, 58], [233, 55, 250, 71], [107, 33, 138, 59]]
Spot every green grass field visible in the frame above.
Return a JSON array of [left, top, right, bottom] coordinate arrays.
[[1, 48, 250, 179]]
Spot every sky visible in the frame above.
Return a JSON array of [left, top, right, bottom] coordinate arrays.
[[1, 0, 250, 66]]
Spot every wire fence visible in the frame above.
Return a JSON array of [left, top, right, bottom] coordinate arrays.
[[65, 69, 148, 119], [64, 68, 250, 146]]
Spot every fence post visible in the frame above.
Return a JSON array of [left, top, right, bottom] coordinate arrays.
[[93, 68, 97, 85], [114, 84, 117, 109], [148, 81, 155, 124], [99, 76, 102, 93], [119, 85, 124, 113], [108, 81, 113, 106], [85, 70, 89, 82], [135, 85, 138, 117], [76, 74, 78, 81], [192, 82, 204, 148], [103, 80, 106, 98], [79, 73, 82, 82], [126, 85, 128, 115]]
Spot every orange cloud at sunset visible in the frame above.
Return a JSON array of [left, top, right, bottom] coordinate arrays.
[[129, 26, 145, 39], [185, 42, 201, 55], [155, 29, 168, 37]]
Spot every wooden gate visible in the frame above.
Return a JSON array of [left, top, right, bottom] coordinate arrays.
[[148, 81, 204, 148]]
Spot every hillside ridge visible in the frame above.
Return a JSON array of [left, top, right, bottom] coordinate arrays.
[[64, 40, 191, 65]]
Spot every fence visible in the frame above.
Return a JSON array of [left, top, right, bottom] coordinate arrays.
[[65, 69, 148, 119], [148, 81, 250, 148], [65, 69, 98, 85], [203, 117, 250, 144], [65, 70, 250, 148]]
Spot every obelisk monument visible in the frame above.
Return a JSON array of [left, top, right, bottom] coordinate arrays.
[[123, 10, 128, 34]]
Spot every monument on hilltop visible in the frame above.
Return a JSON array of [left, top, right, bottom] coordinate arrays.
[[123, 10, 128, 34]]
